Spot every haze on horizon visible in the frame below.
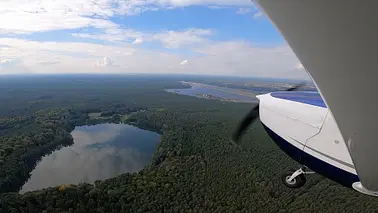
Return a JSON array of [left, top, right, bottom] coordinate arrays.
[[0, 0, 309, 80]]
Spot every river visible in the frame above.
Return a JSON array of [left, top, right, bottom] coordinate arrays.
[[165, 82, 258, 103]]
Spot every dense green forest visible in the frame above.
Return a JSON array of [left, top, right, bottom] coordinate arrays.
[[0, 75, 377, 213]]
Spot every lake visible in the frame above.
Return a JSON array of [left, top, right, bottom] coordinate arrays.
[[166, 82, 258, 103], [20, 123, 160, 193]]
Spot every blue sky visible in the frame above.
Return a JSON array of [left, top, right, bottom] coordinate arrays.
[[0, 0, 308, 79], [111, 6, 284, 44]]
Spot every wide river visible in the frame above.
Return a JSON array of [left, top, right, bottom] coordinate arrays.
[[20, 123, 160, 193], [165, 82, 258, 103]]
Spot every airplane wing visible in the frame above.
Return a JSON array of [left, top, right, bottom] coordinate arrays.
[[255, 1, 378, 191]]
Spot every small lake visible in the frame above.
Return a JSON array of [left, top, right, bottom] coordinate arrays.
[[166, 83, 257, 103], [20, 123, 160, 193]]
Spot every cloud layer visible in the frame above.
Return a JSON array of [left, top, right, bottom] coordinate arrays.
[[0, 0, 251, 34], [0, 0, 309, 79], [0, 37, 308, 79]]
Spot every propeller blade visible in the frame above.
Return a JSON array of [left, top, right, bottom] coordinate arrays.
[[231, 104, 259, 144], [231, 83, 305, 144], [286, 83, 304, 91]]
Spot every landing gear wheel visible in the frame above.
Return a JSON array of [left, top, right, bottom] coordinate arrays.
[[281, 169, 306, 188]]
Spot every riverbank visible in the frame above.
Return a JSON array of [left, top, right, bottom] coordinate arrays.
[[166, 81, 258, 103]]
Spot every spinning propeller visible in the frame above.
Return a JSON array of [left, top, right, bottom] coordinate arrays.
[[231, 84, 304, 144]]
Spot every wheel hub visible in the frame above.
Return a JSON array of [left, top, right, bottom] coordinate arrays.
[[286, 176, 296, 185]]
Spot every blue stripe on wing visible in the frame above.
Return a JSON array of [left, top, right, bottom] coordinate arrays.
[[270, 91, 327, 108]]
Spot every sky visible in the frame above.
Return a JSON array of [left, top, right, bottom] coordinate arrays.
[[0, 0, 309, 79]]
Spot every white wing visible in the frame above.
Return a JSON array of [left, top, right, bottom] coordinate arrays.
[[256, 0, 378, 191]]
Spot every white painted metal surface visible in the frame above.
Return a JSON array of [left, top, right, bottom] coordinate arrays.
[[305, 112, 356, 175], [257, 93, 326, 149], [258, 93, 355, 175], [353, 182, 378, 197], [256, 0, 378, 191], [257, 94, 327, 128]]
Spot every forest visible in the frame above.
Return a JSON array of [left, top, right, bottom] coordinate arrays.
[[0, 75, 378, 213]]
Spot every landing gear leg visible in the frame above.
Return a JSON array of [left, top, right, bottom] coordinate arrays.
[[281, 167, 314, 188]]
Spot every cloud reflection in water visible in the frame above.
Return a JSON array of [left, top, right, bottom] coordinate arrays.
[[20, 123, 160, 193]]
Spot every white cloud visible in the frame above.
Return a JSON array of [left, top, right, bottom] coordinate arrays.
[[72, 28, 213, 48], [0, 58, 12, 64], [0, 38, 309, 80], [236, 8, 251, 15], [189, 41, 310, 79], [95, 57, 112, 67], [154, 0, 250, 7], [0, 0, 118, 34], [180, 60, 188, 65], [132, 38, 143, 45], [0, 0, 310, 80], [252, 11, 263, 19], [38, 60, 60, 66], [208, 5, 227, 10], [294, 63, 304, 70], [153, 28, 213, 48], [72, 28, 144, 43], [0, 0, 253, 34]]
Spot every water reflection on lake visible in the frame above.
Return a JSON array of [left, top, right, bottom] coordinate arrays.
[[20, 123, 160, 193]]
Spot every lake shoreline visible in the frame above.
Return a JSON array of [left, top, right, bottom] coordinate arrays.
[[0, 132, 74, 193], [0, 108, 163, 194], [21, 122, 160, 193]]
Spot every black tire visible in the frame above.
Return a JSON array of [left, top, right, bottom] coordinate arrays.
[[281, 169, 306, 188]]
